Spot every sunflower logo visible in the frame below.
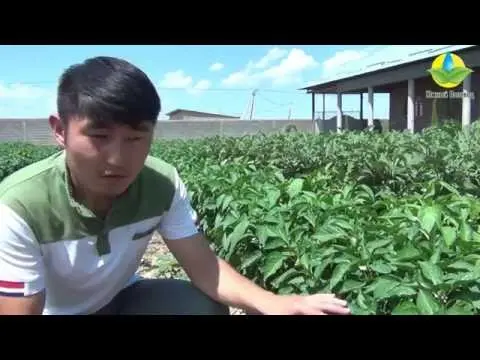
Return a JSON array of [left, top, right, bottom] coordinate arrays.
[[427, 52, 473, 89]]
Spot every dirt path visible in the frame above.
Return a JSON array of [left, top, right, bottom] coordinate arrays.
[[137, 232, 245, 315]]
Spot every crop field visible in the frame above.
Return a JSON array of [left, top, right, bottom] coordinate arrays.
[[2, 122, 480, 315]]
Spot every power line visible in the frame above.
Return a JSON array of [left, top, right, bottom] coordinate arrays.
[[0, 80, 304, 94]]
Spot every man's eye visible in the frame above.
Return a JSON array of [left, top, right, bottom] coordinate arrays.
[[90, 134, 108, 138], [128, 136, 143, 141]]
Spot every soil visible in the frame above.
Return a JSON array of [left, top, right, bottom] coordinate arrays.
[[137, 232, 245, 315]]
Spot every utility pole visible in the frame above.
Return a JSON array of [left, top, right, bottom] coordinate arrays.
[[249, 89, 257, 120]]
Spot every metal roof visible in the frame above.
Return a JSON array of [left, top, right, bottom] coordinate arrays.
[[165, 108, 239, 118], [301, 45, 477, 90]]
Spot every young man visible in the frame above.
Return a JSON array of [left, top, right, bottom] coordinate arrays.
[[0, 56, 351, 315]]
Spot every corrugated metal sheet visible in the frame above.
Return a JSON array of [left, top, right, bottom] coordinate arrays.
[[304, 45, 477, 88], [24, 119, 54, 144], [0, 120, 25, 142]]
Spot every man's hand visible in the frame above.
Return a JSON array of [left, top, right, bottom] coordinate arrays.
[[260, 293, 351, 315]]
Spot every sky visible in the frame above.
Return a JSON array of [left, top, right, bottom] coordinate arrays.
[[0, 45, 394, 120]]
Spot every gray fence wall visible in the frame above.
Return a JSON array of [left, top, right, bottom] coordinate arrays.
[[0, 118, 318, 144]]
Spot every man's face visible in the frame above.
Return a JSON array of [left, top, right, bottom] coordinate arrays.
[[50, 115, 154, 199]]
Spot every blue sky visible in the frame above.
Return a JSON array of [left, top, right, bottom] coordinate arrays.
[[0, 45, 394, 120]]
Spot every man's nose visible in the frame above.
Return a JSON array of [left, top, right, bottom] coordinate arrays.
[[104, 138, 127, 167]]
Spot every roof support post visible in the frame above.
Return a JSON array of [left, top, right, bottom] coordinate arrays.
[[311, 92, 318, 133], [407, 79, 415, 132], [322, 93, 326, 121], [337, 92, 342, 132], [462, 74, 472, 128], [360, 92, 364, 128], [368, 87, 374, 128]]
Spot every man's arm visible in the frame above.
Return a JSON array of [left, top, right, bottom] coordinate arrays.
[[0, 204, 46, 315], [164, 232, 278, 314], [0, 291, 45, 315], [157, 170, 350, 315]]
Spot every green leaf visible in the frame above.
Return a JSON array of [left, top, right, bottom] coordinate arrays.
[[262, 251, 289, 281], [339, 279, 364, 293], [221, 195, 234, 211], [416, 289, 441, 315], [349, 302, 372, 315], [459, 222, 473, 242], [447, 261, 474, 272], [419, 261, 443, 286], [301, 211, 317, 229], [289, 276, 305, 286], [329, 262, 351, 290], [419, 205, 441, 233], [256, 225, 269, 245], [366, 239, 392, 253], [395, 244, 422, 261], [277, 286, 295, 295], [356, 291, 369, 310], [271, 268, 298, 289], [372, 278, 401, 300], [331, 219, 354, 232], [370, 260, 394, 274], [265, 188, 281, 209], [225, 218, 250, 258], [445, 66, 473, 84], [357, 184, 375, 202], [392, 300, 419, 315], [389, 285, 417, 297], [441, 226, 456, 247], [287, 178, 304, 199], [240, 250, 262, 271], [445, 303, 474, 315], [311, 231, 345, 243], [264, 238, 286, 250]]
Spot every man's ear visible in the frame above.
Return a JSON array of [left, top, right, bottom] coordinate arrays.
[[49, 114, 66, 147]]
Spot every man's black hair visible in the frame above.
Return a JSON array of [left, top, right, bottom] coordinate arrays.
[[57, 56, 160, 128]]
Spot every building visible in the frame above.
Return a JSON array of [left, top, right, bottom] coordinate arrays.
[[165, 108, 240, 121], [301, 45, 480, 132]]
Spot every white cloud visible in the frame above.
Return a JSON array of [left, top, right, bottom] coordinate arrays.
[[187, 79, 211, 95], [158, 70, 210, 96], [321, 49, 368, 76], [221, 47, 318, 88], [0, 83, 52, 99], [0, 83, 56, 117], [253, 47, 288, 69], [222, 71, 252, 87], [264, 49, 318, 85], [159, 70, 193, 89], [209, 62, 224, 71]]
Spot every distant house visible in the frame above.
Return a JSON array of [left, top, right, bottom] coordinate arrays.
[[165, 108, 240, 120], [301, 45, 480, 132]]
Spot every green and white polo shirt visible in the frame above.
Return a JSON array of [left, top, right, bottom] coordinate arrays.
[[0, 150, 199, 315]]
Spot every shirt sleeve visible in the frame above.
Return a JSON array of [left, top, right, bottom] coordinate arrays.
[[0, 203, 45, 297], [157, 169, 200, 241]]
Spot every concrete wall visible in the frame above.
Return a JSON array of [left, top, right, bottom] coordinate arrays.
[[155, 118, 315, 139], [0, 118, 317, 145], [317, 116, 389, 132]]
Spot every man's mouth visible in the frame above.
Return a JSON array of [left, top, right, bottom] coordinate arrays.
[[102, 170, 128, 178]]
